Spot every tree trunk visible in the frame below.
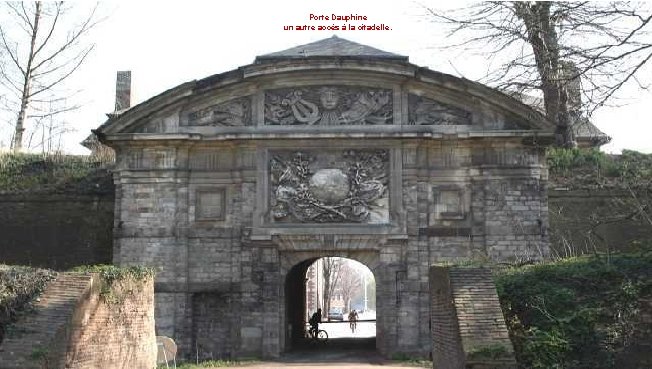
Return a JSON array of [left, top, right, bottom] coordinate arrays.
[[515, 1, 575, 147], [12, 2, 41, 152]]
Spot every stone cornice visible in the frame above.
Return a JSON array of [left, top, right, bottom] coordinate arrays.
[[103, 129, 554, 144]]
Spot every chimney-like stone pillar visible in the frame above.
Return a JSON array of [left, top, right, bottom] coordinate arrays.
[[115, 71, 131, 111]]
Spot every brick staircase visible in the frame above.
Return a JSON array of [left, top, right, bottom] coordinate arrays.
[[0, 273, 94, 369]]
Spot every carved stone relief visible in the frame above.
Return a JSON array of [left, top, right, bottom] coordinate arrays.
[[265, 86, 392, 125], [269, 150, 389, 223], [184, 97, 251, 126], [408, 94, 471, 125]]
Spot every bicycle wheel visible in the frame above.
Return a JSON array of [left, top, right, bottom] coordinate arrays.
[[317, 329, 328, 343]]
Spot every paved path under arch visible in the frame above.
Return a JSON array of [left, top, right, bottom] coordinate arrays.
[[217, 337, 431, 368]]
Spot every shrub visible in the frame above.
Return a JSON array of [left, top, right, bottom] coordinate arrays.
[[495, 253, 652, 368]]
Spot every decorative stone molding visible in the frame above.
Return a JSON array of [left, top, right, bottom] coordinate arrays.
[[430, 184, 469, 223], [273, 234, 388, 251]]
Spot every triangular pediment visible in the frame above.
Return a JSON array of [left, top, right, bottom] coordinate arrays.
[[256, 35, 408, 62], [95, 37, 554, 138]]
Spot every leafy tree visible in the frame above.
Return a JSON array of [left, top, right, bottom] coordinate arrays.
[[425, 1, 652, 147], [0, 2, 99, 152]]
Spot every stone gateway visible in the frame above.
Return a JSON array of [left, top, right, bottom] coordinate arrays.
[[94, 36, 552, 361]]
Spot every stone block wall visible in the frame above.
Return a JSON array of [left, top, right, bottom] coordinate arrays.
[[430, 266, 517, 369], [549, 189, 652, 255], [0, 194, 113, 270], [484, 177, 549, 261]]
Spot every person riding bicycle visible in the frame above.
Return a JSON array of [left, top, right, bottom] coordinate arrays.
[[308, 308, 322, 337], [348, 309, 358, 333]]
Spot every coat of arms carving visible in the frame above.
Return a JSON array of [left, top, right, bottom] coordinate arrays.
[[269, 150, 389, 223]]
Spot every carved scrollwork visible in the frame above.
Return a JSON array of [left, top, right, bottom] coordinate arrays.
[[184, 97, 252, 126], [265, 86, 393, 125], [408, 94, 471, 125], [269, 150, 389, 223]]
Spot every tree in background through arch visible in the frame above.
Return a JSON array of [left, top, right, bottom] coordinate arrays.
[[321, 257, 342, 319]]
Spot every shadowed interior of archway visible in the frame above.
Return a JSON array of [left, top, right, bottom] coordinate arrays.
[[284, 257, 376, 354]]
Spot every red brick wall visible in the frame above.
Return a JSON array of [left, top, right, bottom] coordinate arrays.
[[0, 273, 155, 369], [64, 276, 156, 369], [430, 266, 517, 369]]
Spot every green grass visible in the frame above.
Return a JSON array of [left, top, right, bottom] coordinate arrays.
[[547, 148, 652, 184], [0, 152, 111, 193], [70, 264, 155, 303]]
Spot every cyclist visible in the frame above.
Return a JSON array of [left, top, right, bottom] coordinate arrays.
[[308, 308, 322, 337], [348, 309, 358, 333]]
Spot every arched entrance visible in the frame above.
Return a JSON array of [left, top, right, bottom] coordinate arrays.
[[283, 254, 378, 352]]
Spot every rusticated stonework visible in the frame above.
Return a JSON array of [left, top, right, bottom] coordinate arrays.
[[408, 94, 471, 125], [269, 150, 389, 223], [264, 86, 392, 125], [185, 97, 252, 126]]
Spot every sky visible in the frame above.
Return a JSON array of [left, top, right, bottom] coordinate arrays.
[[2, 1, 650, 154]]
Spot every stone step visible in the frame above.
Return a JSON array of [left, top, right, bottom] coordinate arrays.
[[0, 273, 93, 368]]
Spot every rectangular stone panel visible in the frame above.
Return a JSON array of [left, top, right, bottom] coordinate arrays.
[[196, 189, 226, 220]]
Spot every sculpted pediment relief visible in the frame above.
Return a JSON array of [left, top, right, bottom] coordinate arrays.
[[183, 97, 252, 127], [123, 86, 543, 134], [408, 94, 472, 125], [265, 86, 393, 125]]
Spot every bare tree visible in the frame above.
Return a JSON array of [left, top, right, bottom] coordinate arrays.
[[0, 2, 99, 152], [425, 1, 652, 147], [321, 257, 342, 318], [338, 262, 362, 312]]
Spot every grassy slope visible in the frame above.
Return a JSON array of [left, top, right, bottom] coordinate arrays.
[[0, 153, 112, 194], [0, 265, 57, 344]]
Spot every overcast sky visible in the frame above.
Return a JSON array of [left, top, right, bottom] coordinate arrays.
[[2, 1, 650, 154]]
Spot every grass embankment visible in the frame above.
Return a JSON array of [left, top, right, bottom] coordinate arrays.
[[495, 252, 652, 369], [0, 265, 57, 344], [547, 148, 652, 189], [0, 153, 112, 194]]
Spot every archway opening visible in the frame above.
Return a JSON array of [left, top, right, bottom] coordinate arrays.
[[285, 256, 376, 352]]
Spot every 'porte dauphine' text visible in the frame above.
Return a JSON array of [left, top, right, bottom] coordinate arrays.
[[309, 14, 368, 21]]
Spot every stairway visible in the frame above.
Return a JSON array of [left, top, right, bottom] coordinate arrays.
[[0, 273, 93, 369]]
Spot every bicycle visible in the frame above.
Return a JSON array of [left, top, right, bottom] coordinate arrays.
[[349, 319, 357, 333], [304, 324, 328, 344]]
